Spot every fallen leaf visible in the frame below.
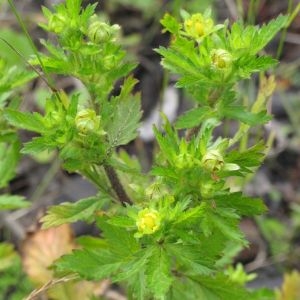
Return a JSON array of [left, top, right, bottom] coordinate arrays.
[[22, 224, 75, 285], [22, 224, 106, 300]]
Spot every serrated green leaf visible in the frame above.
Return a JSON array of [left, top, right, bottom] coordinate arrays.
[[166, 244, 215, 275], [214, 193, 267, 216], [173, 204, 205, 225], [41, 196, 105, 229], [97, 218, 139, 258], [113, 247, 154, 282], [160, 13, 181, 34], [222, 106, 270, 125], [145, 246, 173, 298], [189, 274, 252, 300], [235, 55, 278, 78], [157, 47, 200, 78], [226, 143, 265, 170], [251, 15, 288, 54], [0, 194, 29, 210], [127, 271, 148, 300], [4, 109, 45, 133], [105, 95, 141, 148], [175, 106, 214, 129], [21, 136, 56, 155], [55, 249, 122, 280], [210, 210, 244, 242]]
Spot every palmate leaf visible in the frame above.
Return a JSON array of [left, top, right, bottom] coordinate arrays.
[[41, 196, 106, 229], [0, 194, 29, 210]]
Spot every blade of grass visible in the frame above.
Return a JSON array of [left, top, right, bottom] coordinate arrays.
[[7, 0, 55, 90]]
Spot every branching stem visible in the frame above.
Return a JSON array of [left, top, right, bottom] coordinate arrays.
[[104, 165, 132, 206]]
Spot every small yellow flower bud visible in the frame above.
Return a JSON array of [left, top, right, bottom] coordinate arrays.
[[211, 49, 233, 69], [75, 109, 100, 134], [136, 208, 161, 235], [202, 149, 224, 172]]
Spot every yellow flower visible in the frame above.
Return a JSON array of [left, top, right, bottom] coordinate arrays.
[[136, 208, 161, 235], [184, 13, 214, 40]]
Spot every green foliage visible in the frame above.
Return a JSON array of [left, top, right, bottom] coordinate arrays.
[[0, 254, 33, 300], [0, 194, 29, 210], [0, 243, 17, 271], [41, 196, 108, 228], [0, 0, 288, 299]]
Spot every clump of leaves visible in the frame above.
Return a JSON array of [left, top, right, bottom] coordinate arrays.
[[2, 0, 288, 299]]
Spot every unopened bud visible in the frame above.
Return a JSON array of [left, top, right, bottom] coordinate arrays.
[[211, 49, 233, 69], [88, 21, 120, 43], [202, 149, 224, 172], [75, 109, 100, 134]]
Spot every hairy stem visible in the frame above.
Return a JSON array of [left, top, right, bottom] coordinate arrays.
[[104, 165, 132, 206]]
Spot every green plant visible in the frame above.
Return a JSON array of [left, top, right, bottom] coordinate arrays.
[[1, 0, 289, 299]]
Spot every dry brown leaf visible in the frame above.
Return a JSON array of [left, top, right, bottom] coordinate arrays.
[[22, 224, 108, 300], [22, 224, 75, 285]]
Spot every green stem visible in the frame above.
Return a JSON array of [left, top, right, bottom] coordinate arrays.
[[247, 0, 257, 24], [276, 0, 294, 59], [30, 156, 61, 203], [7, 0, 53, 87], [236, 0, 244, 19], [82, 166, 115, 200]]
